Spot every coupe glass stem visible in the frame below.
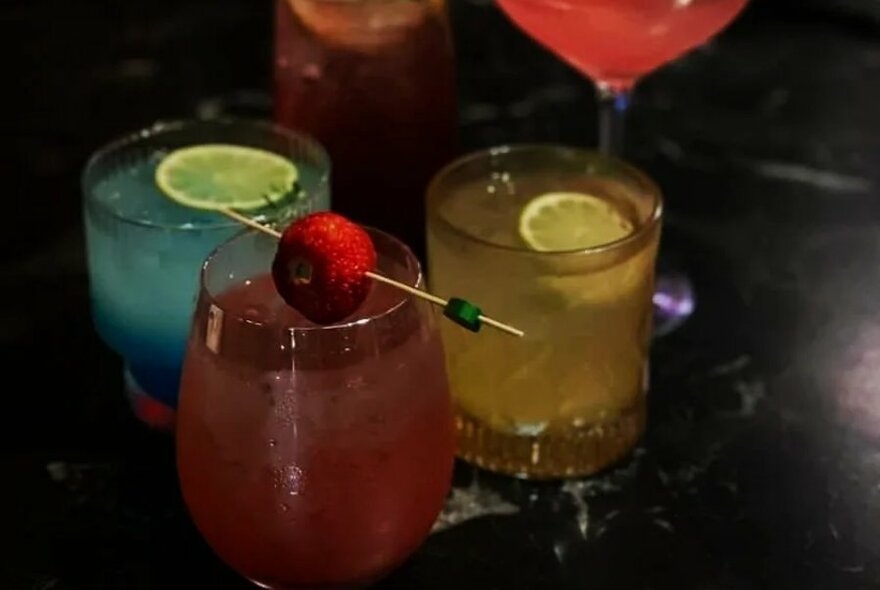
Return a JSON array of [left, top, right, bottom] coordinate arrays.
[[596, 83, 631, 156], [594, 81, 695, 336]]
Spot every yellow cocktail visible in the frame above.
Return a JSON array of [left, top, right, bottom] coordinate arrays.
[[427, 145, 662, 478]]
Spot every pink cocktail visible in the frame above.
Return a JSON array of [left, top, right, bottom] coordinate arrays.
[[498, 0, 747, 92], [176, 229, 454, 589], [496, 0, 747, 151]]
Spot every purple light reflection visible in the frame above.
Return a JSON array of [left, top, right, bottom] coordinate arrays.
[[653, 274, 695, 337]]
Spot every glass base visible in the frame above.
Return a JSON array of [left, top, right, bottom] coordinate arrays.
[[653, 271, 695, 338], [124, 367, 176, 431], [454, 400, 645, 480]]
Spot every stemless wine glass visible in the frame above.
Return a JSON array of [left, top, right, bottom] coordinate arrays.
[[176, 229, 455, 589], [494, 0, 748, 334]]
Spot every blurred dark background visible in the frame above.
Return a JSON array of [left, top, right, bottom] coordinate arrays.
[[4, 0, 880, 255]]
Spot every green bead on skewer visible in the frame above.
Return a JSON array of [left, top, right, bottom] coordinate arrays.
[[444, 298, 483, 333]]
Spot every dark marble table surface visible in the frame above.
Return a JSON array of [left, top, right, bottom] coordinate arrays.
[[4, 0, 880, 588]]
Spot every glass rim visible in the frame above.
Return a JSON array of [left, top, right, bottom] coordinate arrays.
[[82, 117, 331, 232], [427, 143, 663, 258], [199, 226, 424, 334]]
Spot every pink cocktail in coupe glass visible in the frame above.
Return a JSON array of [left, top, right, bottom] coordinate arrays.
[[176, 228, 455, 589], [496, 0, 748, 153], [495, 0, 747, 334]]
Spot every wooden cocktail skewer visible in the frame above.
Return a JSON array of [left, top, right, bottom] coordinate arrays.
[[221, 208, 525, 338]]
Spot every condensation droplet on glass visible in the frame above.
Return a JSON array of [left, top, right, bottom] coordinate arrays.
[[269, 438, 278, 447], [286, 466, 304, 496], [272, 465, 304, 496], [243, 304, 270, 321], [302, 63, 321, 81], [486, 170, 515, 196], [280, 503, 290, 512], [346, 375, 367, 391]]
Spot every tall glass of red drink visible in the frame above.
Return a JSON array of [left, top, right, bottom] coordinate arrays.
[[176, 228, 455, 589], [274, 0, 458, 259]]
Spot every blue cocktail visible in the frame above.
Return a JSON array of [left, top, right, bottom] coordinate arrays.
[[82, 119, 330, 428]]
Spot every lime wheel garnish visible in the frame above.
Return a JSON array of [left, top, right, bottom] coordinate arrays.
[[155, 144, 298, 211]]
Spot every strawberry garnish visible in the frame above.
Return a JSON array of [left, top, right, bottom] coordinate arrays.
[[271, 212, 377, 324]]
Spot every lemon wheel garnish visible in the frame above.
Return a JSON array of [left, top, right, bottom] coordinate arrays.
[[518, 192, 634, 252]]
